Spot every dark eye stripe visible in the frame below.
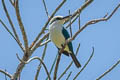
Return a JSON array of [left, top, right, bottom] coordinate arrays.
[[56, 17, 62, 20], [50, 17, 62, 24]]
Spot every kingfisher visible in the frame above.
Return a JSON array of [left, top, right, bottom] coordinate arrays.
[[49, 15, 81, 68]]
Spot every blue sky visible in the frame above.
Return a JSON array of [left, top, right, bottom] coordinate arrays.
[[0, 0, 120, 80]]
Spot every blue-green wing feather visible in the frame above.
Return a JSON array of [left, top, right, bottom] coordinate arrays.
[[62, 27, 74, 53]]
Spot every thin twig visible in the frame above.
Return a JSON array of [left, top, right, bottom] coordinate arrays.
[[30, 0, 66, 50], [35, 40, 48, 80], [5, 69, 7, 80], [58, 43, 80, 80], [96, 60, 120, 80], [53, 53, 62, 80], [73, 47, 94, 80], [39, 39, 51, 47], [78, 14, 81, 29], [46, 54, 58, 80], [69, 10, 72, 37], [0, 69, 12, 79], [0, 19, 16, 42], [42, 0, 49, 18], [16, 54, 51, 80], [15, 0, 29, 53], [2, 0, 24, 52], [66, 71, 72, 80]]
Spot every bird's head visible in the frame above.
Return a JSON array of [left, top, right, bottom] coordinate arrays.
[[49, 15, 71, 25]]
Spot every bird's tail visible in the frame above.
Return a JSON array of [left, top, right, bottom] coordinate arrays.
[[70, 53, 81, 68]]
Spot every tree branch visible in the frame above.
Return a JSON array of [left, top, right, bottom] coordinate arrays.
[[2, 0, 24, 52], [53, 53, 62, 80], [35, 41, 48, 80], [96, 60, 120, 80], [66, 0, 93, 28], [71, 0, 93, 19], [15, 0, 29, 53]]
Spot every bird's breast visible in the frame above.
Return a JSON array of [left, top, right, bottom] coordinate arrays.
[[50, 26, 65, 48]]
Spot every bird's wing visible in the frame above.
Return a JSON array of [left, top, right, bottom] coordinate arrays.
[[62, 27, 74, 53]]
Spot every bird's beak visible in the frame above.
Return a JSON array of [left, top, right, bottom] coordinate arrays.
[[62, 15, 72, 24]]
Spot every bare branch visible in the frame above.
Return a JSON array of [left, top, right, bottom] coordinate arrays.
[[73, 47, 94, 80], [2, 0, 24, 52], [15, 0, 29, 53], [53, 53, 62, 80], [42, 0, 49, 18], [78, 14, 81, 29], [71, 0, 93, 19], [69, 10, 72, 37], [0, 69, 12, 79], [16, 54, 51, 80], [30, 0, 66, 50], [39, 39, 51, 47], [66, 0, 93, 28], [0, 19, 15, 42], [35, 41, 48, 80], [58, 43, 80, 80], [96, 60, 120, 80]]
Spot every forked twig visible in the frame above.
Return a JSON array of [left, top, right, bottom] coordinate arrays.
[[42, 0, 49, 18]]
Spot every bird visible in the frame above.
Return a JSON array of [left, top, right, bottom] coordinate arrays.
[[49, 15, 81, 68]]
